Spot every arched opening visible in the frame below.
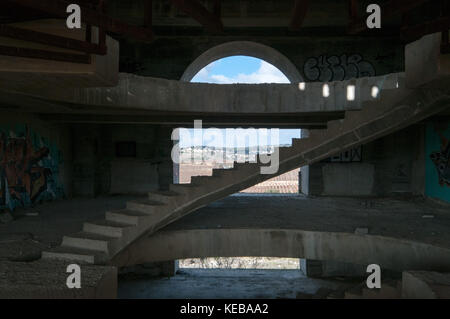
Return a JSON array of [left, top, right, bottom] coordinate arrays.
[[176, 53, 302, 194], [180, 41, 303, 83]]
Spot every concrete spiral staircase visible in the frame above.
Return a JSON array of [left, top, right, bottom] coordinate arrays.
[[41, 33, 450, 265], [41, 71, 450, 265]]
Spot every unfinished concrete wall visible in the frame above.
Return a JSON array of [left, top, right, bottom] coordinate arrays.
[[303, 124, 427, 197], [118, 36, 404, 81], [0, 111, 72, 211], [72, 124, 172, 196]]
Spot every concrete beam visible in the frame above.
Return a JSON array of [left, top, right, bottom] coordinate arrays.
[[289, 0, 310, 31], [170, 0, 223, 33], [38, 112, 343, 128], [5, 0, 154, 41]]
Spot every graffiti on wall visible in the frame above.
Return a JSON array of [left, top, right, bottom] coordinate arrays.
[[0, 126, 64, 211], [303, 54, 376, 82], [426, 123, 450, 203], [322, 146, 362, 163], [430, 131, 450, 187]]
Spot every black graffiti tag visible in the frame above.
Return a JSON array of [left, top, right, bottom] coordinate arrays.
[[303, 54, 376, 82]]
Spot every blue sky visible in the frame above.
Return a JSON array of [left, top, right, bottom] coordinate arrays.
[[191, 56, 290, 84], [182, 56, 300, 147]]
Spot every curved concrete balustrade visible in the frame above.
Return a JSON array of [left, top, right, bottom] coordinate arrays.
[[113, 228, 450, 272], [2, 72, 403, 114]]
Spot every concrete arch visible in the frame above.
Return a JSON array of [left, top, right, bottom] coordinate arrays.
[[180, 41, 303, 83], [113, 228, 450, 273]]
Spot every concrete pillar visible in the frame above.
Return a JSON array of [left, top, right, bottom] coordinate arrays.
[[156, 126, 174, 190], [299, 128, 324, 196], [301, 259, 367, 278], [300, 259, 323, 277], [72, 125, 100, 197], [299, 129, 310, 195], [161, 260, 179, 277]]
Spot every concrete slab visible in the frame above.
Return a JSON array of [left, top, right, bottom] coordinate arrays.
[[0, 19, 119, 91]]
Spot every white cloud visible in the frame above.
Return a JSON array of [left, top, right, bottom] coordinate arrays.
[[191, 61, 217, 83], [192, 60, 290, 84]]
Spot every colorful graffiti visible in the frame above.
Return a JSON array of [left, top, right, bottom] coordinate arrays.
[[430, 133, 450, 187], [426, 123, 450, 203], [0, 125, 64, 211]]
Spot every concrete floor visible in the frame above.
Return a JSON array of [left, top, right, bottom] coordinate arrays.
[[118, 268, 354, 299], [1, 194, 449, 262], [164, 194, 450, 248], [1, 194, 448, 298]]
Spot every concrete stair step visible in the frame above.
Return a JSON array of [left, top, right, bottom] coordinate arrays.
[[126, 199, 165, 214], [291, 137, 311, 149], [105, 209, 150, 226], [211, 167, 235, 177], [233, 162, 260, 170], [190, 175, 219, 185], [83, 219, 132, 238], [147, 190, 180, 204], [42, 246, 108, 264], [169, 183, 199, 193], [62, 231, 115, 253]]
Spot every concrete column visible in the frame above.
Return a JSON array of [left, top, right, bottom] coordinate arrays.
[[72, 124, 100, 197], [300, 259, 323, 277], [299, 128, 325, 196], [161, 260, 179, 277], [300, 129, 310, 195], [156, 126, 174, 190], [301, 259, 366, 278]]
